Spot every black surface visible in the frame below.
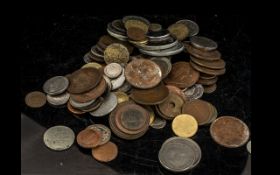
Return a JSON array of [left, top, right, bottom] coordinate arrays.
[[21, 14, 251, 175]]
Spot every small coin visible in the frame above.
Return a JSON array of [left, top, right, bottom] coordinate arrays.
[[176, 19, 199, 37], [247, 140, 251, 154], [150, 116, 166, 129], [184, 42, 221, 61], [190, 61, 226, 76], [104, 63, 123, 79], [190, 56, 226, 70], [190, 36, 218, 51], [114, 91, 129, 104], [197, 77, 218, 86], [90, 92, 117, 117], [203, 83, 217, 94], [92, 141, 118, 162], [210, 116, 250, 148], [87, 124, 111, 146], [25, 91, 46, 108], [43, 76, 69, 95], [172, 114, 198, 137], [127, 27, 147, 41], [43, 126, 75, 151], [76, 128, 101, 148], [149, 23, 162, 32], [168, 23, 189, 41], [150, 57, 172, 79], [47, 92, 70, 106], [111, 68, 126, 90], [183, 84, 204, 100], [81, 62, 103, 69], [104, 43, 130, 64]]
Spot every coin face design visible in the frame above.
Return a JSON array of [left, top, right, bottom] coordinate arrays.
[[104, 63, 123, 79], [172, 114, 198, 138], [46, 92, 70, 106], [168, 23, 189, 41], [43, 126, 75, 151], [25, 91, 46, 108], [104, 43, 130, 64], [43, 76, 69, 95], [87, 124, 111, 146], [190, 36, 218, 51], [92, 141, 118, 162], [176, 19, 199, 37]]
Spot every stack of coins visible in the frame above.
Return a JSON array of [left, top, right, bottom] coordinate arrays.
[[185, 36, 226, 93]]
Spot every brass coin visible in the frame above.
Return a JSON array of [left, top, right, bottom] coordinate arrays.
[[67, 67, 102, 94], [164, 61, 200, 89], [92, 141, 118, 162], [190, 56, 226, 69], [25, 91, 46, 108], [114, 91, 129, 104], [172, 114, 198, 138], [210, 116, 250, 148], [125, 59, 162, 89], [168, 23, 189, 41], [190, 61, 226, 76], [76, 128, 101, 148], [203, 83, 217, 94], [197, 76, 218, 86], [184, 42, 221, 61], [81, 62, 103, 69], [124, 19, 149, 33], [127, 27, 147, 41], [166, 85, 188, 102], [104, 43, 130, 64]]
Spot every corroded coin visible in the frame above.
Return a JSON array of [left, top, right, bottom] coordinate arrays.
[[92, 141, 118, 162], [114, 91, 129, 104], [150, 57, 172, 79], [183, 84, 204, 100], [172, 114, 198, 138], [90, 92, 117, 117], [158, 93, 184, 120], [210, 116, 250, 148], [76, 128, 101, 148], [168, 23, 189, 41], [149, 23, 162, 32], [127, 27, 147, 41], [104, 43, 130, 64], [125, 59, 162, 89], [184, 42, 221, 61], [104, 63, 123, 79], [150, 116, 166, 129], [190, 61, 226, 76], [176, 19, 199, 37], [25, 91, 46, 108], [87, 124, 111, 146], [43, 126, 75, 151], [43, 76, 69, 95], [46, 92, 70, 106], [190, 36, 218, 51], [203, 83, 217, 94], [190, 56, 225, 69]]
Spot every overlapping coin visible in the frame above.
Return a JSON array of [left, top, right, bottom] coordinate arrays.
[[25, 91, 46, 108]]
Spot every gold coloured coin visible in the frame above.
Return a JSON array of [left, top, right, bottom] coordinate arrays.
[[114, 91, 129, 104], [81, 62, 103, 69], [124, 19, 149, 33], [168, 23, 189, 41], [104, 43, 130, 64], [172, 114, 198, 138]]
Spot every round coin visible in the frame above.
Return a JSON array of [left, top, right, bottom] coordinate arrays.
[[127, 27, 147, 41], [183, 84, 204, 100], [104, 63, 123, 79], [43, 76, 69, 95], [81, 62, 103, 69], [87, 124, 111, 146], [168, 23, 189, 41], [190, 36, 218, 51], [104, 43, 130, 64], [76, 128, 101, 148], [150, 57, 172, 79], [25, 91, 46, 108], [172, 114, 198, 137], [90, 92, 117, 117], [184, 42, 221, 61], [150, 117, 166, 129], [247, 140, 251, 154], [190, 56, 225, 69], [46, 92, 70, 106], [111, 68, 126, 90], [114, 91, 129, 104], [92, 141, 118, 162], [176, 19, 199, 37], [158, 93, 184, 120]]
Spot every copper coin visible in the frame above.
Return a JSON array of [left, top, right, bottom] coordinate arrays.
[[92, 141, 118, 162], [166, 85, 188, 102], [190, 56, 225, 69], [190, 61, 226, 76], [199, 73, 216, 80], [25, 91, 46, 108], [182, 99, 213, 125], [197, 76, 218, 86], [164, 62, 200, 89], [125, 59, 162, 89], [168, 23, 189, 41], [130, 82, 169, 105], [210, 116, 250, 148], [67, 68, 102, 94], [203, 84, 217, 94], [76, 128, 101, 148], [158, 93, 184, 120], [67, 101, 86, 115], [127, 27, 147, 41], [184, 42, 221, 61], [104, 43, 130, 64], [155, 105, 172, 120]]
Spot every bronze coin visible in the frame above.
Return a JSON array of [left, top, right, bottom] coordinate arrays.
[[125, 59, 162, 89], [124, 19, 149, 33], [182, 99, 213, 125], [25, 91, 46, 108], [166, 85, 188, 102], [130, 82, 169, 105], [197, 76, 218, 86], [127, 27, 147, 41], [158, 93, 184, 120], [76, 128, 101, 148], [190, 61, 226, 76], [92, 141, 118, 162], [203, 84, 217, 94], [190, 56, 225, 69], [164, 61, 200, 89], [184, 42, 221, 61], [199, 73, 216, 80], [210, 116, 250, 148], [67, 68, 102, 94], [70, 78, 106, 103], [167, 23, 189, 41], [67, 101, 86, 115]]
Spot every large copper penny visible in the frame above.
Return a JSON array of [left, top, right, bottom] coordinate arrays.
[[184, 42, 221, 61], [127, 27, 147, 41], [164, 62, 200, 89], [92, 141, 118, 162], [25, 91, 46, 108], [190, 56, 225, 69], [104, 43, 130, 64], [190, 61, 226, 76], [76, 128, 101, 148], [210, 116, 250, 148], [130, 82, 169, 105], [197, 76, 218, 86], [125, 59, 162, 89], [67, 68, 102, 94], [158, 93, 184, 120]]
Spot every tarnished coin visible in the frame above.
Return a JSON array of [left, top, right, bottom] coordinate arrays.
[[125, 59, 162, 89], [43, 76, 69, 95], [87, 124, 111, 146], [197, 76, 218, 86], [47, 92, 70, 106], [25, 91, 46, 108], [90, 92, 117, 117], [203, 83, 217, 94], [76, 128, 101, 148], [114, 91, 129, 104], [184, 42, 221, 61], [104, 63, 123, 79], [92, 141, 118, 162], [190, 36, 218, 51], [67, 68, 102, 94], [172, 114, 198, 138], [158, 93, 184, 120], [149, 23, 162, 32], [104, 43, 130, 64], [166, 85, 188, 102], [150, 57, 172, 79], [199, 73, 216, 80], [190, 61, 226, 76], [127, 27, 147, 41], [150, 116, 166, 129], [183, 84, 204, 100], [81, 62, 103, 70], [164, 62, 200, 89], [111, 68, 126, 90], [176, 19, 199, 37], [210, 116, 250, 148], [43, 126, 75, 151], [190, 56, 226, 70], [168, 23, 189, 41], [247, 140, 251, 154]]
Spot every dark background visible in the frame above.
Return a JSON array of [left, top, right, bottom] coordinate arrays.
[[21, 14, 251, 175]]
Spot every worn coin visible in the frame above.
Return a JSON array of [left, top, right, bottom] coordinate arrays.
[[76, 128, 101, 148], [190, 61, 226, 76], [81, 62, 103, 70], [149, 23, 162, 32], [158, 93, 184, 120], [98, 35, 133, 54], [46, 92, 70, 106], [69, 98, 96, 109], [43, 126, 75, 151], [183, 84, 204, 100], [190, 36, 218, 51], [176, 19, 199, 37], [150, 57, 172, 79], [90, 92, 117, 117], [203, 83, 217, 94], [104, 43, 130, 64], [166, 85, 188, 102], [168, 23, 189, 41], [184, 42, 221, 61], [127, 27, 147, 41], [172, 114, 198, 137], [104, 63, 123, 79], [87, 124, 111, 146], [43, 76, 69, 95], [247, 140, 251, 154], [199, 73, 216, 80], [197, 76, 218, 86], [150, 116, 166, 129], [92, 141, 118, 162], [123, 15, 150, 27], [25, 91, 46, 108], [190, 56, 225, 69], [124, 19, 149, 33], [114, 91, 129, 104]]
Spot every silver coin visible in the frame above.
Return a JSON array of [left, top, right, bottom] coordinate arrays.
[[43, 76, 69, 95], [190, 36, 218, 51], [151, 57, 172, 79], [176, 19, 199, 37], [148, 35, 175, 44], [134, 39, 178, 51], [117, 80, 132, 93], [83, 52, 92, 63], [43, 125, 75, 151], [139, 42, 184, 56], [47, 92, 70, 106], [107, 27, 128, 41], [111, 68, 125, 90], [147, 29, 170, 39], [69, 97, 96, 109], [150, 117, 166, 129], [90, 92, 117, 117], [247, 140, 251, 154], [183, 84, 204, 100], [104, 63, 123, 79], [87, 124, 111, 145], [103, 75, 112, 93]]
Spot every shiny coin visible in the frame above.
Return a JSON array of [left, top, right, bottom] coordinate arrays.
[[190, 36, 218, 51], [184, 42, 221, 61], [149, 23, 162, 32], [87, 124, 111, 146], [247, 140, 251, 154], [104, 63, 123, 79], [203, 83, 217, 94], [190, 61, 226, 76], [158, 93, 184, 120], [76, 128, 101, 148], [197, 76, 218, 86], [81, 62, 103, 69], [92, 141, 118, 162], [104, 43, 130, 64], [168, 23, 189, 41], [150, 116, 166, 129], [183, 84, 204, 100], [114, 91, 129, 104], [139, 42, 184, 56], [176, 19, 199, 37], [43, 126, 75, 151], [127, 27, 147, 41], [43, 76, 69, 95], [190, 55, 226, 69], [111, 68, 125, 90], [150, 57, 172, 79], [210, 116, 250, 148], [25, 91, 46, 108], [46, 92, 70, 106], [172, 114, 198, 137], [90, 92, 117, 117]]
